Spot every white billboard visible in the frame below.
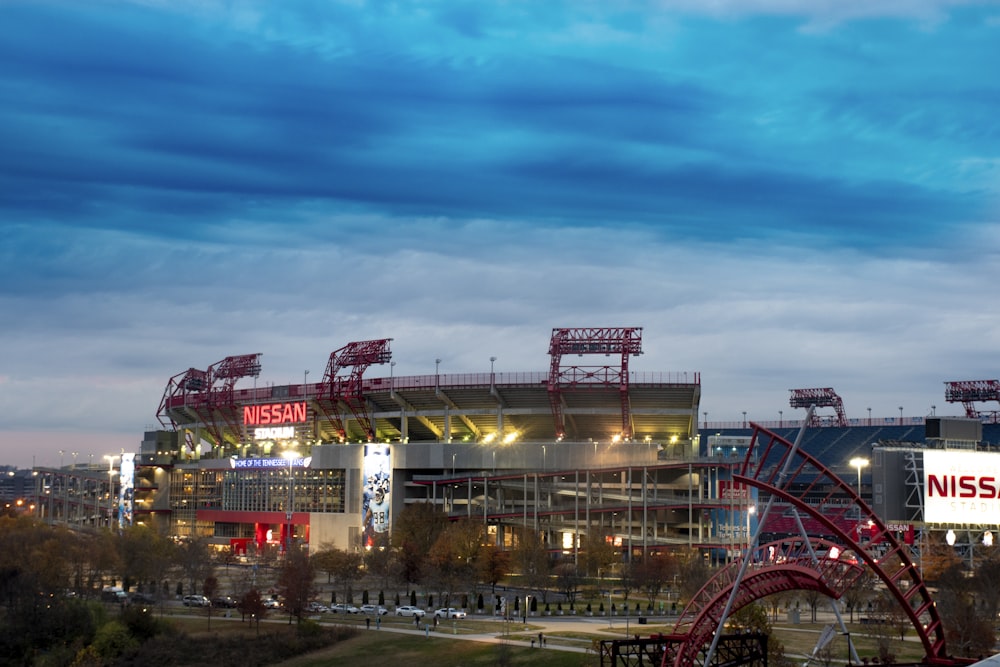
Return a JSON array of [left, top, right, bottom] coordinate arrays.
[[924, 450, 1000, 524]]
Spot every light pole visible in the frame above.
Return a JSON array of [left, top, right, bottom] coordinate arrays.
[[898, 406, 903, 423], [490, 356, 496, 377], [282, 449, 298, 552], [303, 369, 309, 391], [104, 454, 119, 530], [742, 411, 747, 428], [849, 457, 869, 499], [778, 410, 783, 428], [435, 358, 441, 382], [703, 411, 708, 429], [746, 505, 756, 548], [867, 407, 871, 426], [390, 361, 396, 390]]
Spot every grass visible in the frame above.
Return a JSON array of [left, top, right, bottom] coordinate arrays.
[[157, 610, 930, 667]]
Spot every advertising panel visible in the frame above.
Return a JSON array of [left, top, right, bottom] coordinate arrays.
[[362, 445, 391, 547], [119, 452, 135, 529], [924, 450, 1000, 524]]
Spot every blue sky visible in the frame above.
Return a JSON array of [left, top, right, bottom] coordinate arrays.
[[2, 0, 999, 468]]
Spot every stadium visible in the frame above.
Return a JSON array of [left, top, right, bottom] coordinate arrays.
[[31, 327, 1000, 566]]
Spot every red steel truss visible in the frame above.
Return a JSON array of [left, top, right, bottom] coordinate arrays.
[[315, 339, 393, 441], [156, 353, 262, 449], [655, 424, 955, 667], [788, 387, 847, 426], [944, 379, 1000, 419], [547, 327, 642, 439], [667, 537, 865, 667]]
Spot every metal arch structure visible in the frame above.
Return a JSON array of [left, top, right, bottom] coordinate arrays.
[[315, 339, 392, 441], [734, 424, 949, 664], [788, 387, 848, 427], [156, 354, 262, 449], [547, 327, 643, 439], [665, 538, 865, 667], [944, 379, 1000, 421]]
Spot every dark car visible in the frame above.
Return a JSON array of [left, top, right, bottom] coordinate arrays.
[[212, 595, 237, 608], [130, 592, 156, 604]]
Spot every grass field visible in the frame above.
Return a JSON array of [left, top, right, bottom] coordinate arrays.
[[165, 610, 928, 667]]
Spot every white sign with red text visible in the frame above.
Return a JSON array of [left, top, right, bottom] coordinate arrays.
[[924, 450, 1000, 524]]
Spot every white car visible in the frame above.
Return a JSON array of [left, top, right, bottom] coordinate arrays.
[[182, 594, 210, 607], [433, 607, 467, 619], [263, 598, 281, 609], [395, 605, 425, 617], [330, 603, 359, 614], [360, 604, 388, 615], [306, 601, 329, 613]]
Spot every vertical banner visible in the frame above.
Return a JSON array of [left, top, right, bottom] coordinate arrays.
[[362, 445, 391, 547], [119, 453, 135, 529]]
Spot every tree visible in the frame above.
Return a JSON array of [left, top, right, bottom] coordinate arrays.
[[634, 554, 677, 608], [511, 527, 550, 600], [238, 588, 267, 636], [580, 531, 617, 579], [842, 569, 875, 622], [934, 563, 996, 657], [427, 519, 484, 606], [175, 537, 214, 598], [392, 503, 448, 586], [553, 562, 582, 606], [203, 575, 219, 629], [278, 545, 316, 624], [477, 544, 511, 594]]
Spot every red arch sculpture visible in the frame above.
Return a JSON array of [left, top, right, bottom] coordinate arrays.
[[663, 424, 952, 667]]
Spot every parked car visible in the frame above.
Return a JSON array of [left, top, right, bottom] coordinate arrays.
[[433, 607, 467, 619], [182, 594, 210, 607], [360, 604, 388, 615], [330, 603, 359, 614], [130, 592, 156, 605], [212, 595, 237, 608], [395, 605, 425, 617], [306, 601, 329, 613], [263, 598, 281, 609]]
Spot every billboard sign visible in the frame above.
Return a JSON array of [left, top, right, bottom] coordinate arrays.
[[924, 450, 1000, 524], [119, 452, 135, 529], [362, 445, 391, 547]]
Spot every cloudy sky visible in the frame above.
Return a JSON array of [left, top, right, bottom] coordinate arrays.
[[2, 0, 1000, 469]]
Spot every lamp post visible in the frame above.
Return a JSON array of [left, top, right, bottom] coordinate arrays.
[[703, 411, 708, 429], [390, 361, 396, 390], [103, 454, 119, 530], [778, 410, 782, 428], [898, 406, 903, 424], [849, 457, 869, 499], [490, 356, 496, 377], [742, 411, 747, 428], [282, 449, 298, 552], [746, 505, 756, 548], [867, 407, 871, 426]]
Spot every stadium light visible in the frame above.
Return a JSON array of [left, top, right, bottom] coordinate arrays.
[[849, 457, 868, 498]]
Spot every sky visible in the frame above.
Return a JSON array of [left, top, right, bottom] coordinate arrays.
[[2, 0, 1000, 469]]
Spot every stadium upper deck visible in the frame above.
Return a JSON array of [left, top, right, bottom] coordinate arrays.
[[158, 370, 702, 451]]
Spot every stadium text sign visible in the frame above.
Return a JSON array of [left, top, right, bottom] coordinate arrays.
[[243, 402, 308, 426], [924, 450, 1000, 524]]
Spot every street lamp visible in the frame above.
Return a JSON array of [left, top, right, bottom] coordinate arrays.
[[746, 505, 756, 548], [898, 406, 903, 423], [703, 412, 708, 429], [282, 449, 298, 552], [390, 361, 396, 389], [867, 407, 871, 425], [103, 454, 119, 530], [490, 356, 496, 377], [849, 457, 869, 499], [778, 410, 782, 428]]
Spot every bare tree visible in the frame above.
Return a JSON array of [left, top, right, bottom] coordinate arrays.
[[277, 545, 316, 624]]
